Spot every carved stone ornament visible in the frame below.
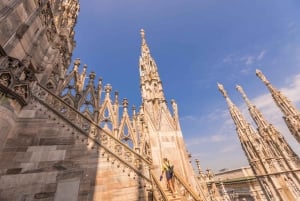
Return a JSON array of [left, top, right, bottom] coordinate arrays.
[[0, 56, 36, 106]]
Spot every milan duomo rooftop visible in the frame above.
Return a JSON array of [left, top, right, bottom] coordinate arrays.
[[0, 1, 299, 201]]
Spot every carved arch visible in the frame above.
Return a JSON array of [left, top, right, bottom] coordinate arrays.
[[118, 113, 137, 149]]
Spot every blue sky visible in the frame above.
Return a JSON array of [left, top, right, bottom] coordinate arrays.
[[72, 0, 300, 172]]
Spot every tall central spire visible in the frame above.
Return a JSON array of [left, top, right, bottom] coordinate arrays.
[[136, 30, 206, 199], [139, 29, 165, 103]]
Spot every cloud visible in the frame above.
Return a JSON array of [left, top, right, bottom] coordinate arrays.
[[211, 134, 227, 142], [222, 50, 267, 67], [186, 133, 231, 146], [220, 144, 240, 153], [240, 56, 254, 65], [180, 115, 198, 121], [282, 74, 300, 103], [222, 55, 233, 64], [257, 50, 266, 60], [286, 20, 300, 35]]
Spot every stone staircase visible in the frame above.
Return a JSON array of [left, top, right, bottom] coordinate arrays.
[[32, 83, 152, 177], [31, 83, 203, 201], [163, 189, 183, 201]]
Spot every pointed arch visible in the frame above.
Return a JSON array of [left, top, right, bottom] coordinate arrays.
[[78, 86, 97, 117], [60, 76, 77, 97], [62, 95, 74, 108], [45, 79, 56, 93], [118, 112, 137, 149], [98, 98, 117, 134]]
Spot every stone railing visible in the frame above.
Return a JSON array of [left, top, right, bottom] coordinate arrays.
[[150, 171, 168, 201], [173, 171, 203, 201], [31, 82, 152, 183]]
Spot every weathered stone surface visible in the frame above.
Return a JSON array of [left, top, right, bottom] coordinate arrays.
[[39, 138, 75, 145], [34, 191, 55, 199], [6, 167, 22, 174], [5, 133, 37, 147], [55, 179, 80, 201], [0, 171, 58, 189], [18, 109, 36, 118]]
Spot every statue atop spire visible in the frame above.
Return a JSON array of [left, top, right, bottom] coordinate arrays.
[[217, 83, 228, 98], [256, 69, 270, 85], [236, 85, 251, 106], [217, 83, 235, 107], [140, 28, 150, 56], [140, 29, 146, 44]]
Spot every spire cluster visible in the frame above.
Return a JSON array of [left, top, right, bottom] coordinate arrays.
[[218, 70, 300, 200]]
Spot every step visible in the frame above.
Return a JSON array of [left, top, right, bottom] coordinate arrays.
[[164, 190, 183, 201], [168, 194, 182, 201], [169, 198, 182, 201]]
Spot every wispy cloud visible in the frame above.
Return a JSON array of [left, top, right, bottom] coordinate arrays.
[[286, 20, 300, 35], [222, 50, 267, 70], [257, 50, 266, 60], [222, 55, 233, 64], [240, 55, 254, 65], [180, 115, 199, 121], [186, 133, 231, 146], [220, 144, 240, 153]]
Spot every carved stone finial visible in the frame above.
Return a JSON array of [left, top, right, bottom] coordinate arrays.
[[74, 58, 80, 66], [206, 169, 214, 180], [236, 85, 249, 103], [73, 58, 80, 71], [256, 69, 269, 84], [83, 64, 87, 71], [89, 71, 96, 80], [98, 78, 102, 87], [114, 91, 119, 104], [140, 29, 145, 42], [236, 85, 242, 93], [122, 98, 129, 108], [236, 85, 246, 98], [217, 83, 228, 98], [171, 99, 178, 117], [132, 105, 136, 116], [195, 159, 202, 175], [104, 83, 112, 93]]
